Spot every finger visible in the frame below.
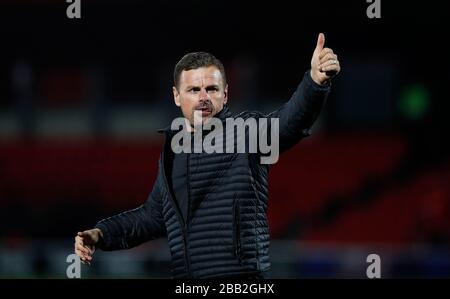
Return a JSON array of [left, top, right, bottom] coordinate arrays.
[[81, 255, 92, 266], [320, 59, 339, 70], [79, 254, 88, 262], [84, 245, 94, 255], [76, 249, 89, 259], [75, 244, 89, 256], [319, 48, 334, 60], [76, 251, 90, 264], [81, 254, 92, 261], [321, 64, 340, 73], [85, 245, 95, 255], [314, 33, 325, 53], [319, 53, 337, 64], [75, 235, 84, 246], [80, 258, 91, 266], [75, 242, 86, 251], [78, 231, 90, 241], [75, 243, 90, 255], [75, 249, 83, 258], [80, 254, 90, 262]]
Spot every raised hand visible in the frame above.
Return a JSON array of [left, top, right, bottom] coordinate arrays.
[[310, 33, 341, 85]]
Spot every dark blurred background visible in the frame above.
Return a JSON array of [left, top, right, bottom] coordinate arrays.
[[0, 0, 449, 278]]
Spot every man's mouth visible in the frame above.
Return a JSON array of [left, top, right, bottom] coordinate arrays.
[[195, 106, 213, 117]]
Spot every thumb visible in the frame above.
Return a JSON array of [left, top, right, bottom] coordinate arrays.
[[314, 33, 325, 53], [78, 231, 91, 240]]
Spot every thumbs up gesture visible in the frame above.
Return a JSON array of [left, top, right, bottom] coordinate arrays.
[[310, 33, 341, 85]]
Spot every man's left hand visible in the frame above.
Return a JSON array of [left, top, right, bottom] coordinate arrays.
[[310, 33, 341, 86]]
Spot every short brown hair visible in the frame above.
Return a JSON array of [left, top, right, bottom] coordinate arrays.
[[174, 52, 227, 89]]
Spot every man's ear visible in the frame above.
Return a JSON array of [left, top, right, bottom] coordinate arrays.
[[223, 84, 228, 105], [173, 86, 181, 107]]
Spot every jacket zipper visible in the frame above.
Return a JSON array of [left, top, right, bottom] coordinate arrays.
[[160, 145, 191, 278], [233, 198, 242, 264], [251, 180, 261, 270]]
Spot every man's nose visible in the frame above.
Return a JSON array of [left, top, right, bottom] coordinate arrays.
[[199, 88, 209, 101]]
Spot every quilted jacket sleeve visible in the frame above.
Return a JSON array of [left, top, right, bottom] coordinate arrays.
[[268, 70, 330, 152], [94, 174, 166, 251]]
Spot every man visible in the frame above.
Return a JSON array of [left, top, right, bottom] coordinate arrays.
[[74, 33, 340, 278]]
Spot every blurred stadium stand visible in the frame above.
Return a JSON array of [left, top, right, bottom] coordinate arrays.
[[0, 0, 449, 278]]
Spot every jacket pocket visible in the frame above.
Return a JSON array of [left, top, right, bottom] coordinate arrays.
[[232, 198, 242, 263]]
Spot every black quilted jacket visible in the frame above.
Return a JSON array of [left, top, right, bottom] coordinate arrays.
[[95, 71, 330, 278]]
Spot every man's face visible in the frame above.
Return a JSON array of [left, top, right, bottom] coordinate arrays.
[[173, 66, 228, 126]]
